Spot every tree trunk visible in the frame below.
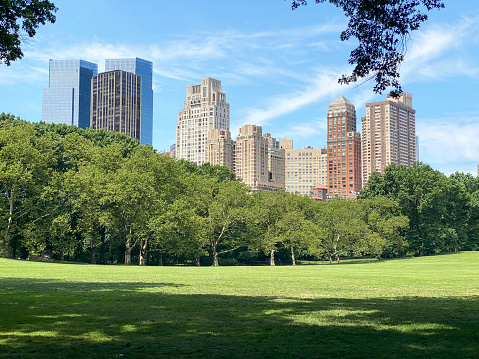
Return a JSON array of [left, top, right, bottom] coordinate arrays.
[[329, 255, 333, 265], [158, 251, 163, 266], [3, 192, 14, 258], [139, 240, 148, 266], [335, 252, 340, 264], [195, 256, 201, 266], [212, 242, 219, 266], [99, 226, 106, 264], [291, 246, 296, 266], [59, 251, 64, 262], [90, 245, 97, 264], [124, 229, 133, 265], [125, 246, 133, 265], [269, 249, 275, 266]]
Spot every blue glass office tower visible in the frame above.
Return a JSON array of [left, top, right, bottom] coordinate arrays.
[[105, 58, 153, 145], [42, 59, 98, 128]]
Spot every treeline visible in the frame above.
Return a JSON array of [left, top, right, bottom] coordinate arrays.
[[1, 114, 477, 265], [360, 163, 479, 255]]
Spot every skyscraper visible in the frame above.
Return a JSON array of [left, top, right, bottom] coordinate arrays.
[[326, 96, 362, 197], [235, 125, 269, 191], [105, 58, 153, 145], [234, 125, 284, 191], [205, 128, 234, 171], [90, 70, 141, 140], [361, 92, 416, 186], [176, 78, 230, 165], [42, 59, 98, 128]]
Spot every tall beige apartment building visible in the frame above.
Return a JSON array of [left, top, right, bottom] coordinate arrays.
[[90, 70, 141, 140], [205, 128, 234, 171], [361, 92, 416, 186], [176, 78, 230, 165], [235, 125, 284, 191], [327, 96, 362, 197], [284, 145, 328, 196]]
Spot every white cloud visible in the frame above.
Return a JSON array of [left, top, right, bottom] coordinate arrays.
[[401, 14, 479, 82], [233, 68, 346, 129], [275, 118, 327, 142], [417, 116, 479, 175]]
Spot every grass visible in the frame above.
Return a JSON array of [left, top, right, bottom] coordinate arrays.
[[1, 252, 478, 358]]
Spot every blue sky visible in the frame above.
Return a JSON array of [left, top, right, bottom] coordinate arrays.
[[1, 0, 478, 175]]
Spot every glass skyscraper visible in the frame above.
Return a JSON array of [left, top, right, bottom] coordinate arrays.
[[42, 59, 98, 129], [105, 58, 153, 145]]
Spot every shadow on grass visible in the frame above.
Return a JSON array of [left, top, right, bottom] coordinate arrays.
[[0, 278, 478, 359]]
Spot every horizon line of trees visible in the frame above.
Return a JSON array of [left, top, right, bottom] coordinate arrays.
[[1, 113, 478, 266]]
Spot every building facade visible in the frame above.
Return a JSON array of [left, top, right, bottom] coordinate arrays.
[[235, 125, 284, 191], [90, 70, 141, 140], [326, 96, 362, 197], [284, 146, 328, 196], [105, 58, 153, 145], [42, 59, 98, 128], [205, 128, 234, 171], [361, 92, 416, 186], [176, 78, 230, 165], [263, 133, 285, 191], [235, 125, 269, 191], [166, 144, 176, 158]]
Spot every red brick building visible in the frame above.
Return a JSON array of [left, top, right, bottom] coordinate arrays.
[[326, 96, 362, 197]]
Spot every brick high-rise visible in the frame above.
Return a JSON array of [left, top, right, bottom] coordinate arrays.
[[326, 96, 362, 197]]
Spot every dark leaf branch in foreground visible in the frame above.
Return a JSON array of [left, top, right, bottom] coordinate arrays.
[[0, 0, 57, 65], [291, 0, 445, 95]]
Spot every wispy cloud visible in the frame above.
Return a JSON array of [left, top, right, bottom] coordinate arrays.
[[401, 14, 479, 82], [275, 118, 327, 142], [233, 68, 346, 129], [417, 115, 479, 175], [3, 21, 344, 90]]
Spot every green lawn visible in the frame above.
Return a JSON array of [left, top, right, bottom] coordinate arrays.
[[1, 253, 478, 359]]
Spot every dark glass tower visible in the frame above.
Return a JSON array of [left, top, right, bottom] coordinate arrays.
[[105, 58, 153, 145]]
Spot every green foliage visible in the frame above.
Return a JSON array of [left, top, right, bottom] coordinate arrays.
[[361, 163, 479, 255], [290, 0, 445, 95], [1, 115, 476, 265], [0, 120, 56, 257], [0, 0, 57, 65]]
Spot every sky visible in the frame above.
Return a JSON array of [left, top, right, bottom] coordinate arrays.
[[1, 0, 478, 176]]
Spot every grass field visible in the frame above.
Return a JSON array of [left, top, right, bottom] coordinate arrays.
[[1, 253, 478, 359]]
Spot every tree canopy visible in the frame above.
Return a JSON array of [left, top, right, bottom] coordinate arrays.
[[1, 114, 477, 266], [0, 0, 57, 65], [290, 0, 445, 95]]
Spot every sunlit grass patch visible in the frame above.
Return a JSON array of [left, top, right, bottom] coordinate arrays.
[[0, 252, 478, 359]]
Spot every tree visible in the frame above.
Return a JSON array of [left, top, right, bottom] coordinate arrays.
[[1, 0, 57, 65], [360, 196, 409, 258], [62, 134, 120, 264], [290, 0, 445, 95], [308, 199, 370, 264], [204, 180, 251, 266], [249, 191, 314, 266], [361, 163, 473, 255], [0, 121, 55, 257]]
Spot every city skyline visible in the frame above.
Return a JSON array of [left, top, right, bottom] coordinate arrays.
[[1, 0, 478, 176]]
